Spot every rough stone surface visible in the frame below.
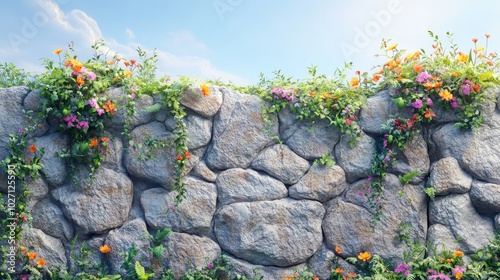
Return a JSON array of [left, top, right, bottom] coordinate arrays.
[[388, 133, 430, 184], [180, 84, 223, 118], [214, 198, 325, 266], [427, 157, 473, 196], [161, 232, 221, 279], [205, 89, 278, 170], [250, 144, 310, 185], [226, 255, 306, 280], [26, 176, 49, 211], [427, 224, 459, 254], [289, 164, 347, 202], [124, 122, 196, 188], [334, 131, 375, 183], [284, 119, 340, 160], [185, 113, 213, 150], [141, 176, 217, 235], [307, 244, 336, 280], [190, 160, 217, 182], [326, 174, 427, 266], [469, 180, 500, 215], [496, 214, 500, 229], [32, 133, 69, 186], [104, 87, 154, 133], [20, 226, 67, 270], [429, 193, 495, 253], [216, 168, 287, 206], [32, 198, 74, 241], [106, 218, 152, 274], [52, 168, 133, 234], [101, 132, 125, 173]]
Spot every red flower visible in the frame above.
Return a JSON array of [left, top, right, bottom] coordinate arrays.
[[472, 38, 478, 44]]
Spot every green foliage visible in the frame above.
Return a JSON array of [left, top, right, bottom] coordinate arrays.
[[424, 187, 436, 200], [0, 62, 34, 88], [313, 153, 335, 167], [135, 261, 155, 280], [398, 170, 424, 186]]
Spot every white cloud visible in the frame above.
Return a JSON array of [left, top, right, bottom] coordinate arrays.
[[125, 28, 136, 40]]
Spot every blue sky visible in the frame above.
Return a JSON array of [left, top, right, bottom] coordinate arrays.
[[1, 0, 500, 85]]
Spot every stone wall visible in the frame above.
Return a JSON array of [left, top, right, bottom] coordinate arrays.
[[1, 85, 500, 279]]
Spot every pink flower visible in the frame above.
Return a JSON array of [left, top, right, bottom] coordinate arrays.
[[411, 99, 423, 109], [88, 98, 98, 108], [415, 71, 432, 83], [96, 108, 105, 116], [395, 263, 410, 276], [426, 97, 433, 106], [451, 98, 459, 109], [87, 71, 97, 81]]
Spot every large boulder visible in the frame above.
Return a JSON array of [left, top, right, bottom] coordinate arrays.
[[179, 84, 223, 118], [289, 164, 347, 202], [427, 157, 472, 196], [20, 227, 67, 270], [214, 198, 325, 266], [31, 133, 69, 187], [31, 198, 74, 241], [226, 255, 307, 280], [334, 131, 375, 183], [469, 180, 500, 216]]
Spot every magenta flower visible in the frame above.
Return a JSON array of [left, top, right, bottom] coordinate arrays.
[[452, 266, 466, 275], [394, 263, 410, 276], [20, 275, 31, 280], [96, 108, 105, 116], [411, 99, 423, 109], [451, 98, 459, 109], [88, 98, 98, 108], [207, 262, 215, 269], [87, 71, 97, 81], [426, 97, 433, 106], [76, 121, 89, 130], [415, 71, 432, 83]]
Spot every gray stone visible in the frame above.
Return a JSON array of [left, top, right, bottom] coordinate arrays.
[[428, 157, 472, 196], [161, 232, 221, 279], [52, 168, 133, 234], [326, 174, 427, 266], [427, 224, 459, 254], [106, 218, 152, 274], [387, 133, 430, 184], [470, 180, 500, 215], [32, 133, 69, 186], [103, 87, 154, 134], [284, 119, 340, 160], [307, 244, 336, 280], [216, 168, 287, 206], [358, 90, 413, 134], [205, 89, 278, 170], [128, 180, 149, 221], [26, 176, 49, 211], [180, 84, 223, 118], [429, 193, 495, 253], [226, 255, 306, 280], [214, 198, 324, 266], [250, 144, 310, 185], [496, 214, 500, 229], [67, 236, 106, 275], [334, 131, 375, 183], [190, 160, 217, 182], [142, 177, 217, 235], [23, 89, 43, 111], [185, 113, 213, 150], [32, 198, 74, 241], [20, 226, 67, 270], [124, 122, 196, 189], [101, 132, 125, 173], [289, 164, 347, 202]]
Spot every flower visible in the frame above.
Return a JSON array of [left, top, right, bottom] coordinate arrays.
[[347, 272, 357, 278], [423, 80, 442, 90], [87, 71, 97, 81], [207, 262, 215, 269], [457, 52, 469, 63], [76, 121, 89, 130], [96, 108, 105, 116], [29, 144, 37, 153], [335, 268, 344, 274], [20, 275, 31, 280], [411, 99, 423, 109], [124, 61, 130, 67], [472, 38, 478, 44], [100, 244, 111, 253], [101, 137, 109, 143], [27, 251, 37, 260], [424, 109, 436, 119], [123, 70, 133, 77], [349, 77, 359, 87], [439, 89, 453, 101], [416, 71, 432, 83], [452, 266, 466, 279], [387, 43, 398, 51], [89, 137, 98, 147], [103, 100, 117, 115], [130, 59, 136, 65], [486, 34, 491, 39], [20, 246, 27, 255], [183, 150, 191, 160], [53, 48, 63, 54], [176, 155, 183, 161], [413, 64, 423, 73], [335, 246, 342, 254], [88, 98, 98, 108], [76, 77, 85, 86], [201, 84, 210, 96], [453, 250, 464, 257], [372, 74, 381, 82], [37, 258, 46, 266], [394, 263, 411, 276], [358, 251, 372, 261], [426, 97, 433, 106], [107, 60, 114, 65]]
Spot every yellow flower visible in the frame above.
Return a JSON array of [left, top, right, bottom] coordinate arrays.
[[27, 251, 37, 260], [457, 52, 469, 63], [123, 70, 133, 77], [387, 43, 398, 51], [439, 89, 453, 101], [349, 77, 359, 87], [358, 251, 372, 261], [53, 48, 63, 55], [455, 271, 463, 279], [454, 250, 464, 257], [37, 258, 46, 266], [107, 60, 114, 65], [201, 84, 210, 96], [100, 244, 111, 253]]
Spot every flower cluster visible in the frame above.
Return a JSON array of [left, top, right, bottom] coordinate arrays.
[[271, 87, 296, 101]]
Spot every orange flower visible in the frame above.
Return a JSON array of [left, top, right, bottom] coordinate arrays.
[[29, 144, 37, 153], [455, 271, 463, 279], [358, 251, 372, 261], [115, 56, 121, 61], [89, 137, 98, 147], [404, 51, 421, 62], [53, 48, 63, 54], [413, 64, 423, 73], [101, 137, 109, 143], [387, 43, 398, 51], [424, 109, 436, 119], [487, 60, 493, 66], [113, 76, 119, 83], [107, 60, 114, 65], [486, 34, 491, 39], [124, 70, 133, 77], [76, 77, 85, 86], [130, 59, 136, 65], [335, 268, 345, 274], [124, 61, 130, 67], [312, 276, 319, 280], [423, 81, 442, 90], [372, 75, 381, 82], [457, 52, 469, 63], [335, 246, 342, 254], [454, 250, 464, 257], [472, 84, 481, 92], [347, 272, 357, 278], [100, 244, 111, 253], [184, 150, 191, 160], [472, 38, 478, 44], [446, 258, 452, 263], [176, 155, 183, 161], [103, 100, 117, 115], [20, 246, 27, 255], [37, 258, 46, 266], [309, 92, 316, 97], [439, 89, 453, 101], [27, 252, 37, 260], [201, 84, 210, 96], [349, 77, 359, 87]]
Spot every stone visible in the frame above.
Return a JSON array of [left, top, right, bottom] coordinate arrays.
[[326, 174, 427, 266], [23, 89, 43, 111], [161, 232, 221, 279], [429, 193, 495, 253], [216, 168, 287, 206], [334, 131, 375, 183], [496, 214, 500, 229], [101, 132, 125, 173], [185, 113, 213, 150], [214, 198, 325, 266], [180, 84, 223, 118], [470, 180, 500, 215], [284, 119, 340, 160], [32, 133, 69, 187], [142, 176, 217, 235], [128, 180, 149, 221], [427, 157, 472, 196], [205, 89, 278, 170], [52, 168, 133, 234], [67, 236, 106, 275], [20, 226, 67, 270], [250, 144, 310, 185], [387, 133, 430, 184], [307, 244, 336, 280], [190, 160, 217, 182], [289, 164, 347, 202], [106, 218, 152, 274], [226, 255, 306, 280], [427, 224, 459, 254], [25, 176, 49, 211], [124, 122, 196, 189], [31, 198, 74, 241]]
